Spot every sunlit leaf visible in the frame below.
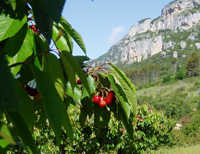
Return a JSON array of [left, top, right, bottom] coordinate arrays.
[[42, 53, 65, 100], [108, 63, 137, 116], [7, 24, 33, 76], [0, 12, 27, 42], [52, 24, 70, 52], [60, 16, 86, 54]]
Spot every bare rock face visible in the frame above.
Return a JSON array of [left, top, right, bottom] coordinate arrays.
[[94, 0, 200, 66], [180, 41, 187, 49]]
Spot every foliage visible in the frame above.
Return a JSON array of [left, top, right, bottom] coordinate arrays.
[[181, 115, 200, 137], [163, 74, 171, 83], [22, 103, 177, 154], [0, 1, 137, 153], [186, 52, 200, 76]]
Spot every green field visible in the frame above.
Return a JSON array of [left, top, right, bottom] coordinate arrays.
[[155, 144, 200, 154]]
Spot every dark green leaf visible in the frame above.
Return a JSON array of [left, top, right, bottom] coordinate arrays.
[[59, 100, 73, 144], [0, 51, 19, 115], [35, 0, 65, 23], [8, 0, 27, 13], [82, 75, 97, 99], [7, 112, 39, 154], [60, 16, 87, 54], [94, 104, 110, 129], [79, 108, 87, 128], [18, 64, 34, 84], [97, 72, 110, 88], [31, 2, 53, 44], [74, 56, 89, 64], [15, 80, 35, 132], [81, 97, 93, 117], [29, 64, 62, 143]]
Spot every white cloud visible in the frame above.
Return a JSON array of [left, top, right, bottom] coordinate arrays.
[[108, 26, 125, 44]]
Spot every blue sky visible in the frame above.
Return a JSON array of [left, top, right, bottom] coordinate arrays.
[[62, 0, 173, 59]]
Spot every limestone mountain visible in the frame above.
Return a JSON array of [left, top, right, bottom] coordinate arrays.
[[92, 0, 200, 68]]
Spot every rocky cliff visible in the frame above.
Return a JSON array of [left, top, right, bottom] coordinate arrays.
[[93, 0, 200, 66]]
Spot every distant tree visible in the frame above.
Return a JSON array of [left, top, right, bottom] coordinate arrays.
[[141, 65, 148, 84], [186, 52, 200, 76], [149, 64, 159, 82], [171, 58, 178, 73]]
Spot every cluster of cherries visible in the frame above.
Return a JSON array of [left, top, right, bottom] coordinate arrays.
[[29, 23, 41, 34], [93, 90, 115, 107], [23, 84, 41, 100]]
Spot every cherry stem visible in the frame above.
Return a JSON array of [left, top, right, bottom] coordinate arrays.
[[9, 50, 50, 68], [99, 63, 108, 68], [89, 58, 98, 68]]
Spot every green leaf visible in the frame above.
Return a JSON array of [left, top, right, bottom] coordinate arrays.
[[52, 24, 70, 52], [31, 2, 53, 44], [59, 100, 73, 144], [79, 108, 87, 128], [118, 106, 134, 139], [60, 16, 87, 54], [42, 53, 65, 100], [7, 23, 33, 76], [4, 23, 27, 56], [0, 51, 19, 116], [18, 64, 34, 84], [66, 82, 81, 105], [94, 104, 110, 129], [97, 72, 111, 88], [34, 33, 49, 52], [81, 97, 93, 117], [7, 112, 39, 154], [61, 51, 91, 95], [0, 12, 26, 42], [60, 54, 76, 90], [108, 74, 131, 119], [74, 56, 89, 64], [15, 80, 35, 132], [108, 63, 137, 116], [29, 64, 62, 144], [36, 0, 65, 23], [8, 0, 27, 13], [0, 122, 15, 146], [82, 75, 97, 98]]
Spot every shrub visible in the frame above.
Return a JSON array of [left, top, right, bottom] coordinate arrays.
[[163, 75, 171, 83]]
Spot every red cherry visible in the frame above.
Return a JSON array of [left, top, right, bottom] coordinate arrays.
[[105, 96, 113, 105], [94, 75, 98, 82], [35, 92, 41, 100], [120, 128, 125, 133], [93, 95, 100, 103], [23, 85, 37, 96], [77, 77, 81, 84], [99, 97, 106, 107], [108, 90, 115, 98]]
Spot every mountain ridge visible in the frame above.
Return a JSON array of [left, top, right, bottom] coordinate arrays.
[[92, 0, 200, 68]]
